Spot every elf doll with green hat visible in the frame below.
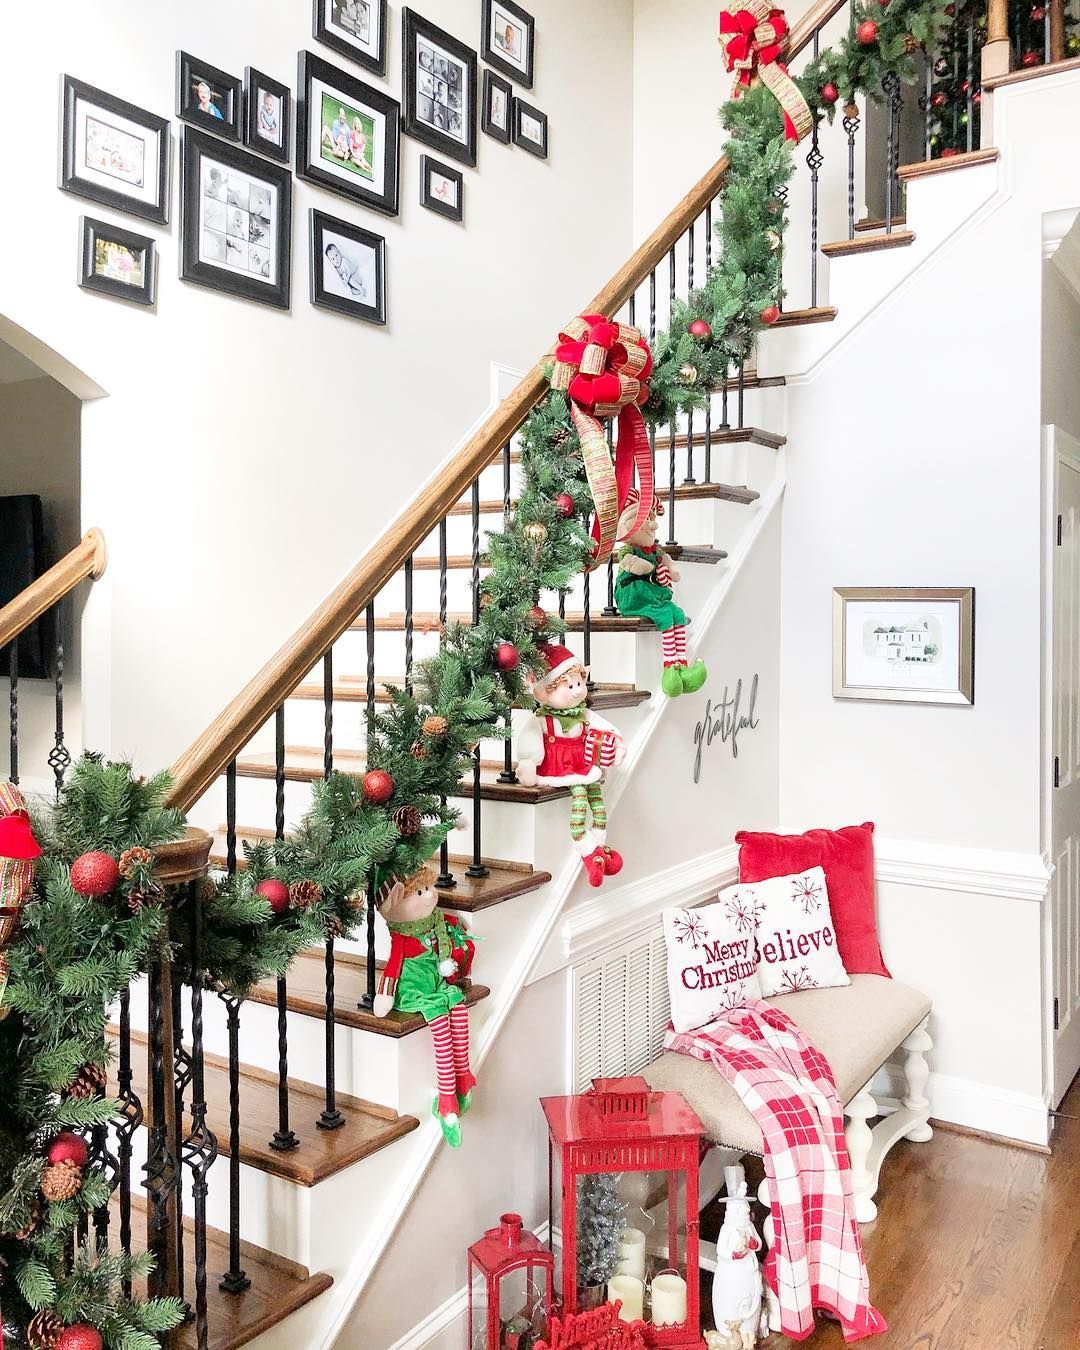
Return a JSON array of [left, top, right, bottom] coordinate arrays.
[[0, 782, 41, 1020], [371, 865, 477, 1147], [614, 488, 707, 697]]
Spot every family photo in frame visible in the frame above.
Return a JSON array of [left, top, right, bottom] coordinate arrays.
[[481, 0, 535, 88], [402, 8, 477, 167], [60, 76, 171, 224], [245, 67, 291, 163], [309, 207, 385, 324], [176, 51, 243, 141], [313, 0, 388, 75]]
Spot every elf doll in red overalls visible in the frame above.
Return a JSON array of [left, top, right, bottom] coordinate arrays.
[[515, 644, 626, 887]]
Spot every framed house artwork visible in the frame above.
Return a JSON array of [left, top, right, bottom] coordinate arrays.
[[419, 155, 463, 221], [309, 208, 386, 324], [481, 68, 512, 144], [244, 67, 291, 163], [512, 97, 547, 158], [180, 127, 292, 309], [59, 76, 171, 224], [296, 50, 401, 215], [832, 586, 975, 705], [402, 8, 478, 167], [176, 51, 243, 141], [481, 0, 535, 88], [313, 0, 388, 76], [78, 216, 157, 306]]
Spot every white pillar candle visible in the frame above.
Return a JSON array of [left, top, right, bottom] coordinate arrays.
[[615, 1227, 647, 1280], [650, 1271, 688, 1326], [607, 1274, 645, 1322]]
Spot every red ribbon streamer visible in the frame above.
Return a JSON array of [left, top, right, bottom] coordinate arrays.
[[719, 2, 813, 142]]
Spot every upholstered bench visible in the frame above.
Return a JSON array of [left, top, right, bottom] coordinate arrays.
[[644, 974, 933, 1226]]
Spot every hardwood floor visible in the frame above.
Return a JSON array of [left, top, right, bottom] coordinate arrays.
[[701, 1076, 1080, 1347]]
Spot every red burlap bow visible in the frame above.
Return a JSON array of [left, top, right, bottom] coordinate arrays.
[[719, 1, 812, 142], [0, 782, 40, 1022], [551, 315, 655, 568]]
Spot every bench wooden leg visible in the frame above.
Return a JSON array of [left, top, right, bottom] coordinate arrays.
[[845, 1084, 878, 1223], [756, 1176, 782, 1332], [901, 1015, 934, 1142]]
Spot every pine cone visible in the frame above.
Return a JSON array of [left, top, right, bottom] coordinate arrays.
[[551, 426, 571, 447], [325, 915, 344, 940], [422, 714, 448, 738], [392, 805, 422, 838], [41, 1159, 83, 1203], [118, 845, 153, 879], [27, 1310, 64, 1349], [288, 879, 323, 911], [409, 741, 427, 761], [903, 33, 920, 54], [66, 1063, 107, 1100], [126, 891, 147, 915], [345, 891, 366, 913]]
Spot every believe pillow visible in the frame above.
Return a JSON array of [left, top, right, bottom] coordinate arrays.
[[738, 866, 850, 997], [662, 898, 762, 1033], [735, 822, 890, 977]]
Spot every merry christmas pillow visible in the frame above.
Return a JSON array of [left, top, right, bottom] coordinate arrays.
[[736, 866, 850, 997], [663, 898, 762, 1033]]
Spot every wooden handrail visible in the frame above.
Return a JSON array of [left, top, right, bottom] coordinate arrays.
[[164, 1, 842, 813], [0, 528, 107, 650]]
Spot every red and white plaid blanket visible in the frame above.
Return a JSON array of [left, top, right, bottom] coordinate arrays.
[[665, 999, 887, 1342]]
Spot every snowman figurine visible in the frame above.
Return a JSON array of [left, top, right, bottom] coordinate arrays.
[[710, 1166, 765, 1348]]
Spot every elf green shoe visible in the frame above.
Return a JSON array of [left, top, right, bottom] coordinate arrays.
[[457, 1089, 474, 1116], [432, 1097, 462, 1148], [662, 664, 685, 697], [680, 660, 708, 694]]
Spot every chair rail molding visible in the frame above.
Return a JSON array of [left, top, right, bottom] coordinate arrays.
[[874, 837, 1053, 901]]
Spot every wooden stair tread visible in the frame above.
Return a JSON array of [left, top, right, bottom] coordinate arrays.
[[667, 426, 784, 451], [109, 1027, 419, 1186], [115, 1195, 332, 1350], [354, 612, 657, 634], [288, 679, 651, 707], [233, 748, 571, 802], [896, 147, 999, 178], [855, 214, 907, 232], [249, 948, 490, 1035], [771, 305, 837, 327], [667, 544, 726, 565], [820, 230, 915, 258], [712, 372, 786, 392], [447, 479, 757, 515]]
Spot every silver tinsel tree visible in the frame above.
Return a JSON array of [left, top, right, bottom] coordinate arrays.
[[575, 1172, 626, 1288]]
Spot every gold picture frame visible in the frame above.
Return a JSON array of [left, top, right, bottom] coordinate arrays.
[[832, 586, 975, 705]]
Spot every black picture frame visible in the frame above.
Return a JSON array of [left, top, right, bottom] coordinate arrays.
[[244, 67, 291, 163], [419, 155, 463, 222], [402, 9, 477, 168], [59, 76, 171, 224], [310, 208, 386, 324], [512, 97, 547, 158], [176, 51, 243, 141], [481, 0, 534, 89], [313, 0, 388, 77], [180, 127, 292, 309], [78, 216, 157, 306], [481, 69, 512, 144], [296, 50, 401, 216]]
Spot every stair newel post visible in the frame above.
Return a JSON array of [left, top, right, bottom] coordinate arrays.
[[436, 519, 456, 889], [1049, 0, 1065, 62], [49, 598, 72, 798], [982, 0, 1011, 82], [499, 440, 518, 784], [404, 556, 415, 695], [361, 602, 379, 1009], [319, 669, 346, 1131], [115, 986, 142, 1298], [270, 704, 298, 1153], [8, 636, 18, 785], [467, 479, 489, 879], [182, 875, 219, 1350], [704, 202, 714, 483], [666, 247, 678, 546], [684, 222, 696, 485]]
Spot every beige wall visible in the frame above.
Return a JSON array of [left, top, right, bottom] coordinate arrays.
[[1042, 258, 1080, 441]]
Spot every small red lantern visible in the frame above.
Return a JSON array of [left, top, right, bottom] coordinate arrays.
[[541, 1078, 706, 1348], [469, 1212, 555, 1349]]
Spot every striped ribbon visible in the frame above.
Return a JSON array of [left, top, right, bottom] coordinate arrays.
[[550, 315, 655, 569], [719, 1, 813, 143]]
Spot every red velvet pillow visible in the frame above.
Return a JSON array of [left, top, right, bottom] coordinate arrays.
[[734, 823, 890, 977]]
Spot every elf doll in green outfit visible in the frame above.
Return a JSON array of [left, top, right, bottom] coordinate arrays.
[[614, 489, 707, 697], [372, 865, 476, 1148]]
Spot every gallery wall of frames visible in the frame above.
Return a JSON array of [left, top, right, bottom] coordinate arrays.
[[60, 0, 546, 325]]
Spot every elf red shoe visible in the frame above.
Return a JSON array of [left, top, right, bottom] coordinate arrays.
[[583, 846, 608, 887], [602, 847, 623, 877]]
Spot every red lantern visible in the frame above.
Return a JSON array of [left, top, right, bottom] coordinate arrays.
[[468, 1212, 555, 1349], [541, 1078, 706, 1348]]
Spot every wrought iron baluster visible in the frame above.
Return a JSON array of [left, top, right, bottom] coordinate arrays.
[[602, 419, 617, 617], [684, 223, 696, 485], [704, 203, 714, 482], [467, 481, 488, 879], [968, 15, 977, 153], [144, 957, 179, 1298], [807, 113, 824, 308], [323, 651, 334, 780], [922, 53, 933, 162], [218, 993, 249, 1293], [319, 659, 344, 1130], [775, 185, 788, 309], [583, 568, 594, 690], [667, 248, 677, 544], [116, 988, 141, 1297], [8, 637, 17, 786], [404, 557, 414, 695], [361, 602, 378, 1007], [225, 759, 237, 876], [361, 872, 377, 1010], [499, 441, 518, 784], [171, 977, 191, 1298], [436, 519, 455, 889], [737, 363, 746, 430], [269, 705, 297, 1153], [844, 98, 860, 239], [48, 600, 71, 797], [181, 880, 218, 1350], [883, 71, 902, 233]]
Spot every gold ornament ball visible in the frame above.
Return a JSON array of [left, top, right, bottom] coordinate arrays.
[[766, 229, 781, 251], [677, 363, 699, 386], [523, 522, 548, 546]]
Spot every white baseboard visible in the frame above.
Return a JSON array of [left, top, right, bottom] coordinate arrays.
[[872, 1062, 1049, 1147], [384, 1288, 467, 1350]]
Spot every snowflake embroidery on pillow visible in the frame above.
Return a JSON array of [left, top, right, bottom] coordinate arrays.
[[779, 965, 818, 994], [716, 985, 746, 1012], [723, 888, 764, 934], [791, 873, 824, 915], [671, 910, 707, 947]]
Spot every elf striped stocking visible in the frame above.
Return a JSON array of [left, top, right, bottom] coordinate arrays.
[[450, 1002, 476, 1095], [430, 1014, 458, 1118], [661, 623, 688, 667]]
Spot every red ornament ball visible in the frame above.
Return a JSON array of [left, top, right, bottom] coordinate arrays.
[[70, 851, 121, 898], [820, 82, 839, 105], [1031, 4, 1045, 16], [931, 91, 948, 109], [255, 878, 290, 914], [58, 1327, 104, 1350], [759, 304, 780, 326], [1020, 49, 1041, 67], [856, 19, 879, 44], [495, 642, 520, 671], [554, 492, 575, 519], [940, 147, 958, 158], [47, 1132, 89, 1169], [973, 90, 982, 105], [944, 2, 955, 13], [688, 318, 712, 340], [527, 605, 548, 630], [362, 769, 395, 804]]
